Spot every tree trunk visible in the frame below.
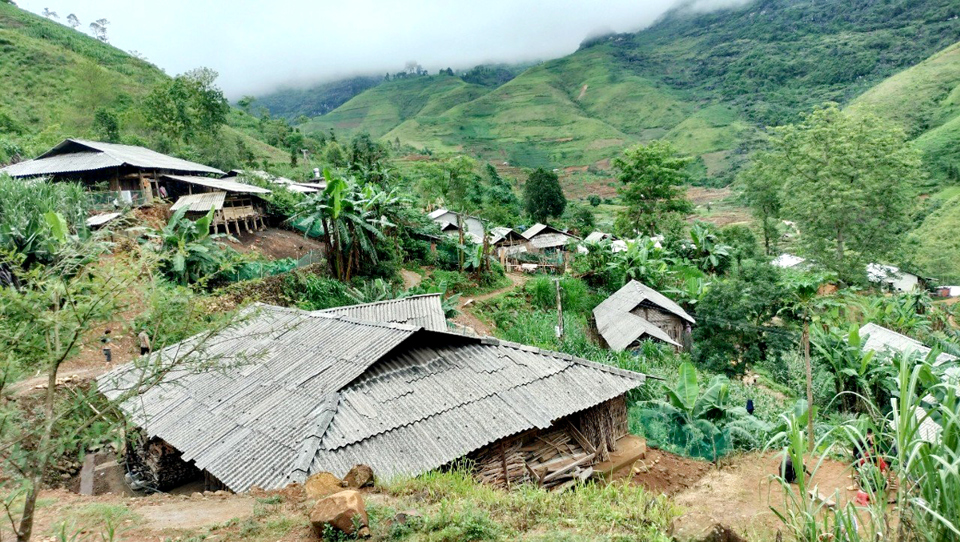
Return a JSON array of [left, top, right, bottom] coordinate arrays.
[[804, 319, 814, 453]]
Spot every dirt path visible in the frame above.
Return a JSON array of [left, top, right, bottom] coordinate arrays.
[[400, 269, 422, 289], [453, 273, 528, 336], [631, 450, 860, 541]]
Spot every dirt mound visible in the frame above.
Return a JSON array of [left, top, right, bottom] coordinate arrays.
[[229, 228, 326, 261], [631, 448, 712, 496]]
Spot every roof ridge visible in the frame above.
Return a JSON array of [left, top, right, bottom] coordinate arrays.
[[316, 293, 442, 312], [320, 350, 646, 452]]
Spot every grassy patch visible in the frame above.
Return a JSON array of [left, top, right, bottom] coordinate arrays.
[[373, 468, 678, 541]]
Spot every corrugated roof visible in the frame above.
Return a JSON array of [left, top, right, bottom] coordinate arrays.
[[593, 280, 694, 352], [162, 175, 272, 195], [86, 212, 122, 228], [314, 294, 447, 331], [98, 304, 647, 491], [859, 323, 958, 367], [170, 192, 226, 212], [490, 227, 524, 245], [584, 231, 614, 244], [1, 139, 223, 177]]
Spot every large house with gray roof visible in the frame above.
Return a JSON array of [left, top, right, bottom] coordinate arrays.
[[1, 139, 224, 205], [98, 299, 648, 492], [593, 280, 695, 351]]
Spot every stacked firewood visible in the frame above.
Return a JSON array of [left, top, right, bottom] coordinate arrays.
[[472, 424, 599, 491]]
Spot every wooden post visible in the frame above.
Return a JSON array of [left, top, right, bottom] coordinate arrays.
[[804, 318, 814, 453], [499, 441, 509, 489], [555, 279, 564, 339]]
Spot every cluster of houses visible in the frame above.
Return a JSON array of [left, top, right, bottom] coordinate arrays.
[[0, 138, 327, 235], [772, 252, 958, 296], [7, 139, 955, 499]]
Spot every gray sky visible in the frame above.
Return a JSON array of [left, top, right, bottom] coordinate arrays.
[[19, 0, 748, 98]]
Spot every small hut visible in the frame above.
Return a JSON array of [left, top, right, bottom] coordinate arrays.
[[162, 175, 271, 234], [521, 223, 579, 253], [594, 280, 695, 351]]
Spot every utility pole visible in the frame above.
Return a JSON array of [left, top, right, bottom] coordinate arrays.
[[555, 278, 564, 339], [804, 317, 814, 453]]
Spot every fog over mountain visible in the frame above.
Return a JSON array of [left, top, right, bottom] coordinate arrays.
[[18, 0, 751, 97]]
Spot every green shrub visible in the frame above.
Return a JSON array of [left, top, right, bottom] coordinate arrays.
[[283, 274, 358, 311]]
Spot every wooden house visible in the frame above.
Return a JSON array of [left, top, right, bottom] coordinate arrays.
[[521, 223, 579, 253], [162, 175, 272, 235], [489, 226, 528, 258], [593, 280, 695, 351], [98, 300, 649, 493], [428, 208, 485, 243], [0, 139, 223, 205]]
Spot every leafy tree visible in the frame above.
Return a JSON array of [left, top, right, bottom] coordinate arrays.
[[565, 203, 595, 236], [523, 168, 566, 223], [66, 13, 80, 29], [613, 141, 692, 237], [92, 107, 121, 143], [481, 164, 522, 225], [738, 157, 782, 256], [88, 18, 109, 41], [415, 156, 483, 212], [753, 104, 922, 282], [321, 140, 347, 168], [693, 262, 791, 376], [587, 194, 601, 207], [143, 68, 229, 146], [41, 8, 57, 20]]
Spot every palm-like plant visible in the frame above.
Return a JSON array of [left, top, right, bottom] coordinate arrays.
[[639, 362, 768, 460], [608, 238, 671, 289], [682, 222, 732, 274], [293, 170, 391, 282], [150, 207, 232, 286]]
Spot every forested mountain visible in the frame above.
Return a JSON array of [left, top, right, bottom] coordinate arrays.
[[288, 0, 960, 183], [252, 75, 383, 119], [0, 2, 287, 168]]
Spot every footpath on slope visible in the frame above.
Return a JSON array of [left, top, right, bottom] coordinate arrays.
[[453, 272, 528, 336]]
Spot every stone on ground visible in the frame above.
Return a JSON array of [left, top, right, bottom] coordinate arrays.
[[305, 472, 344, 499], [309, 490, 369, 537], [343, 464, 375, 488]]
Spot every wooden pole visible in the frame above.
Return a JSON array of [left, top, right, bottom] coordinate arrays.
[[499, 441, 509, 489], [804, 318, 814, 453], [555, 278, 564, 339]]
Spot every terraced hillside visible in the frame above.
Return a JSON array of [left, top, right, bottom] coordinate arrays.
[[295, 0, 960, 181]]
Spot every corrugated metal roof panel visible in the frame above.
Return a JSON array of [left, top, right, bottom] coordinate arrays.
[[163, 175, 272, 195], [593, 280, 694, 352], [170, 192, 226, 212], [2, 139, 223, 177], [860, 322, 957, 366], [315, 294, 447, 332], [99, 304, 649, 492]]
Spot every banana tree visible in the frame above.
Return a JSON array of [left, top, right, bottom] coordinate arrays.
[[150, 207, 232, 286]]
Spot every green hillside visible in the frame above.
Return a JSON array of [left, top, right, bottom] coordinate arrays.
[[0, 2, 285, 165], [301, 74, 494, 141], [253, 75, 383, 119], [296, 0, 960, 180], [850, 41, 960, 185]]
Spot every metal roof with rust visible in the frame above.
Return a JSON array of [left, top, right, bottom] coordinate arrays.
[[97, 304, 646, 492], [314, 294, 447, 332], [593, 280, 695, 351], [1, 139, 224, 177]]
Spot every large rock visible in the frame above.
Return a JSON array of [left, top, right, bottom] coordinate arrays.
[[305, 472, 344, 500], [309, 490, 369, 537], [343, 464, 375, 488]]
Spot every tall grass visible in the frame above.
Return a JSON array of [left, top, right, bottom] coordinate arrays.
[[767, 354, 959, 541]]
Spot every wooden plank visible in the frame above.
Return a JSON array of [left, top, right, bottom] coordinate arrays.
[[542, 453, 595, 484], [566, 422, 596, 455]]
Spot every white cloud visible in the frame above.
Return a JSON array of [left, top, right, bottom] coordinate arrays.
[[17, 0, 749, 97]]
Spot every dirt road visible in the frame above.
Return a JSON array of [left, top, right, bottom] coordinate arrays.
[[453, 272, 528, 336]]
